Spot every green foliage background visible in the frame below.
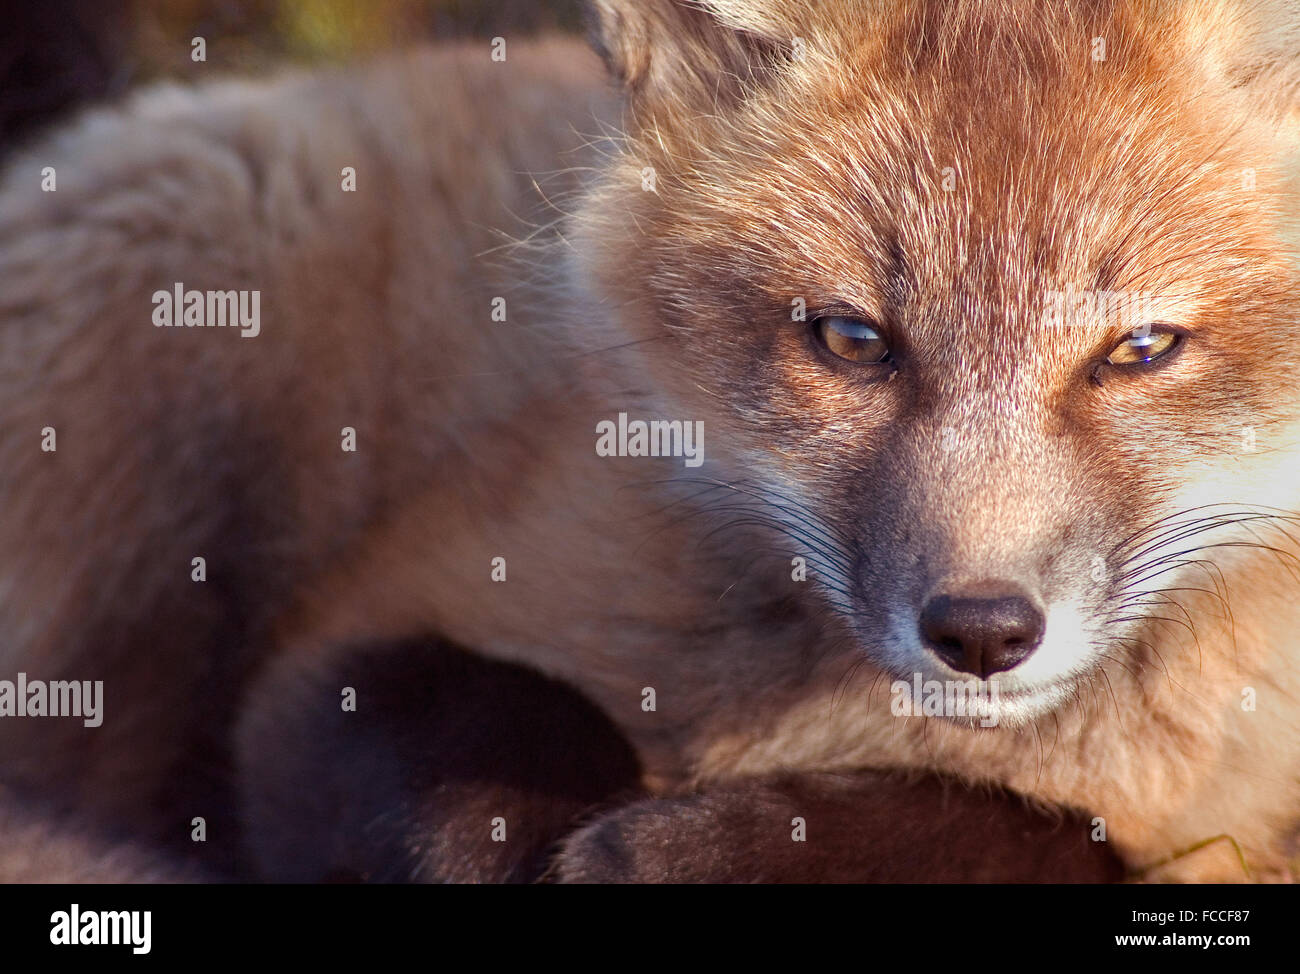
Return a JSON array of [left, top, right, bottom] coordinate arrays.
[[132, 0, 584, 75]]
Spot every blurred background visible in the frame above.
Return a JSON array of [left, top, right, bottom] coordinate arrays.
[[0, 0, 584, 149]]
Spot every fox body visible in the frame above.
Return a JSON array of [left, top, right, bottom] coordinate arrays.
[[1, 0, 1299, 881]]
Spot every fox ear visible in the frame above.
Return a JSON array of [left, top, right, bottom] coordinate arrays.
[[587, 0, 805, 118]]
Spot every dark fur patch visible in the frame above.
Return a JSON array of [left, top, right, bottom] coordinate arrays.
[[237, 637, 644, 882]]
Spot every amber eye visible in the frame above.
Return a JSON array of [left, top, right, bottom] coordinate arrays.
[[814, 316, 890, 364], [1106, 328, 1181, 366]]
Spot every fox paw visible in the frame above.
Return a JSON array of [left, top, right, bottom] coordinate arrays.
[[551, 773, 1126, 884], [552, 797, 715, 883]]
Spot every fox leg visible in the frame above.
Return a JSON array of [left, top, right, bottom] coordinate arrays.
[[554, 771, 1125, 883], [234, 636, 644, 882], [237, 636, 1122, 884]]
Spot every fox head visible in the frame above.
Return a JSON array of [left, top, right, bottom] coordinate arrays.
[[576, 0, 1300, 723]]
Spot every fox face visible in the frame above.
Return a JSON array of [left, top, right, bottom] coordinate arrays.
[[581, 0, 1300, 723]]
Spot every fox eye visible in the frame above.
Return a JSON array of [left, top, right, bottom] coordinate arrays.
[[814, 316, 890, 364], [1106, 328, 1181, 366]]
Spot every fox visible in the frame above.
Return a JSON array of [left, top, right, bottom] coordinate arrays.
[[1, 0, 1299, 883]]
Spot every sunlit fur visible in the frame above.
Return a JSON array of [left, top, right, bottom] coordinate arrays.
[[570, 0, 1300, 880]]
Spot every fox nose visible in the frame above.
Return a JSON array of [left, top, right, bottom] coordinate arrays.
[[919, 586, 1045, 678]]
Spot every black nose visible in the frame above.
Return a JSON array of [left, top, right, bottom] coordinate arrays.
[[919, 586, 1045, 678]]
